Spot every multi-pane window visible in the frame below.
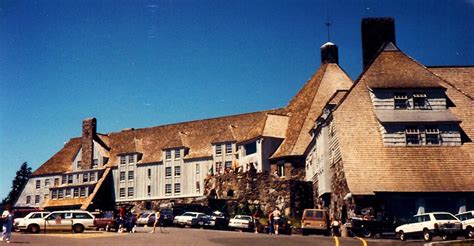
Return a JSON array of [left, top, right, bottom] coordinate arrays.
[[165, 184, 172, 194], [406, 128, 420, 145], [119, 188, 125, 198], [77, 160, 82, 169], [174, 183, 181, 193], [45, 179, 50, 187], [52, 190, 58, 200], [26, 196, 31, 204], [58, 189, 64, 199], [120, 171, 126, 181], [426, 127, 440, 145], [90, 172, 96, 182], [68, 175, 73, 184], [215, 162, 222, 174], [128, 187, 134, 197], [36, 180, 41, 189], [128, 170, 134, 180], [215, 145, 222, 155], [92, 159, 99, 168], [165, 167, 172, 177], [73, 188, 79, 198], [80, 187, 86, 197], [62, 176, 67, 184], [147, 168, 151, 178], [175, 149, 181, 159], [165, 150, 172, 160], [225, 161, 232, 171], [225, 143, 232, 154], [394, 93, 408, 109], [174, 166, 181, 176], [147, 185, 151, 195], [120, 156, 126, 165], [83, 173, 89, 183], [65, 188, 71, 197], [413, 93, 427, 109], [35, 195, 40, 204], [277, 164, 285, 177], [129, 154, 135, 163]]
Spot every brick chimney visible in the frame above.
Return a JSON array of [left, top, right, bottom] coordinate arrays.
[[82, 118, 96, 169], [361, 17, 396, 70], [320, 42, 339, 64]]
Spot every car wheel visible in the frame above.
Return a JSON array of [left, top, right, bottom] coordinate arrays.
[[362, 228, 373, 238], [423, 229, 432, 242], [28, 224, 40, 234], [442, 234, 449, 241], [302, 229, 309, 236], [399, 230, 406, 241], [466, 226, 473, 239], [73, 224, 85, 233]]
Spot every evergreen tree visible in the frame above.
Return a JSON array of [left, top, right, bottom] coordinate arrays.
[[2, 162, 32, 206]]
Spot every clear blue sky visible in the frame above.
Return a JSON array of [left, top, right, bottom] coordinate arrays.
[[0, 0, 472, 200]]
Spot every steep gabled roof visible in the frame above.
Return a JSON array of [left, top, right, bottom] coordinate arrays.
[[332, 48, 474, 195], [271, 63, 353, 159], [428, 66, 474, 99], [32, 138, 82, 176]]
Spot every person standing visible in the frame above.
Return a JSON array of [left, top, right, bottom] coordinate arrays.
[[268, 212, 274, 235], [150, 209, 161, 233], [1, 206, 13, 243], [272, 208, 281, 235]]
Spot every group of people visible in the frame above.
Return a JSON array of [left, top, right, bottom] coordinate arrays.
[[1, 206, 13, 243], [252, 208, 282, 235]]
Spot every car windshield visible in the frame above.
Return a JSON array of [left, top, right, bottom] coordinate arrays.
[[456, 213, 473, 221], [433, 213, 457, 221], [181, 213, 196, 217], [140, 213, 149, 218]]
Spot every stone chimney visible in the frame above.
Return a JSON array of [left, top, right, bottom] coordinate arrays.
[[361, 17, 396, 70], [320, 42, 339, 64], [82, 118, 96, 169]]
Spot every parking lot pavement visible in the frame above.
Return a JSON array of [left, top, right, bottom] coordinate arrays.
[[6, 227, 436, 246]]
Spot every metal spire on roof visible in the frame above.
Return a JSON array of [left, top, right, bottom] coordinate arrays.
[[325, 21, 332, 42]]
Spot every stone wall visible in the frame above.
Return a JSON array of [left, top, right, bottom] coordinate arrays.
[[330, 159, 352, 221], [204, 169, 313, 218]]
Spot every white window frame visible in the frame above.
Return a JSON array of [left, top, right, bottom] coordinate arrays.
[[174, 183, 181, 194], [119, 188, 126, 198], [165, 184, 172, 195], [128, 170, 134, 181], [165, 167, 172, 177], [405, 128, 421, 145], [215, 144, 222, 156], [165, 150, 172, 160], [225, 143, 232, 154], [174, 166, 181, 177]]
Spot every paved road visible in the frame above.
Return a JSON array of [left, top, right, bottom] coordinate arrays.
[[6, 227, 427, 246]]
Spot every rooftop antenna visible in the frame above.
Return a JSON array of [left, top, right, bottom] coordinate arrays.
[[325, 2, 332, 42]]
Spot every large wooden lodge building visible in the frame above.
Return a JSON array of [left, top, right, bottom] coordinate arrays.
[[15, 18, 474, 220]]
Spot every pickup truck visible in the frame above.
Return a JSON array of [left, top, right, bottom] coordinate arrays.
[[94, 211, 117, 232]]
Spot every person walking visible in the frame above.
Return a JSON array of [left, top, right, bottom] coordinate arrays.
[[272, 208, 281, 235], [150, 208, 161, 233], [1, 206, 13, 243]]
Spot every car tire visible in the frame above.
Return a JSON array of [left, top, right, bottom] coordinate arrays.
[[466, 226, 473, 239], [28, 224, 40, 234], [399, 230, 406, 241], [73, 224, 85, 233], [302, 229, 309, 236], [362, 228, 373, 238], [423, 229, 432, 242]]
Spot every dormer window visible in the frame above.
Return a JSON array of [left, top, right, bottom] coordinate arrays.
[[215, 145, 222, 155], [77, 161, 82, 169], [120, 156, 126, 165], [425, 127, 440, 145], [225, 143, 232, 154], [413, 93, 427, 109], [175, 149, 181, 159], [165, 150, 172, 160], [394, 93, 408, 109], [128, 154, 135, 163], [405, 127, 420, 145]]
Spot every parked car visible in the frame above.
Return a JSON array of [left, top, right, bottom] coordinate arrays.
[[173, 212, 206, 227], [395, 212, 463, 242], [264, 217, 292, 235], [455, 210, 474, 239], [158, 208, 174, 226], [346, 215, 400, 238], [197, 211, 229, 230], [136, 212, 155, 227], [301, 209, 329, 236], [19, 210, 95, 233], [228, 215, 255, 232], [14, 212, 50, 232], [94, 211, 117, 232]]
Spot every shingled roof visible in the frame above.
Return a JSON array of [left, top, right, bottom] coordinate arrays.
[[32, 138, 82, 176], [271, 63, 353, 159], [428, 66, 474, 99], [332, 48, 474, 195]]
